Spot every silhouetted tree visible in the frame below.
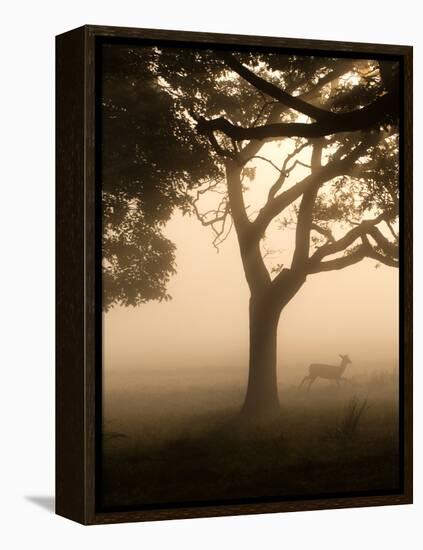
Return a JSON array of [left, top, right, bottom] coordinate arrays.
[[101, 45, 221, 309], [101, 44, 399, 422]]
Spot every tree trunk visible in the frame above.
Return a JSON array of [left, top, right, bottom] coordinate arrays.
[[240, 296, 282, 423]]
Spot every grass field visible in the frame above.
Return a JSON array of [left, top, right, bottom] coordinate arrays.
[[101, 367, 399, 509]]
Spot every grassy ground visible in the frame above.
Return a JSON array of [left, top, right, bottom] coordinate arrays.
[[101, 370, 399, 509]]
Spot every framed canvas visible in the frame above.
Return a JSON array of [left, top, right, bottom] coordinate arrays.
[[56, 25, 413, 525]]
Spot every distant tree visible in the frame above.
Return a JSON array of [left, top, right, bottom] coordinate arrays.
[[101, 44, 399, 422], [101, 45, 220, 309]]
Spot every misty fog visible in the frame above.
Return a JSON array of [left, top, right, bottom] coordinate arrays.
[[103, 141, 398, 391]]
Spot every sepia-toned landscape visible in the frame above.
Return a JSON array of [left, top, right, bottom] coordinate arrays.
[[100, 42, 400, 509]]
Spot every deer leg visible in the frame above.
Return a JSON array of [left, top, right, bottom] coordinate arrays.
[[335, 378, 340, 388], [307, 377, 316, 392], [299, 376, 310, 389]]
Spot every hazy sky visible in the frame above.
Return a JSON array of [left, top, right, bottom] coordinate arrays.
[[103, 139, 399, 384]]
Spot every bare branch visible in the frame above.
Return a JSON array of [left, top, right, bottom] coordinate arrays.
[[192, 199, 228, 227], [211, 209, 233, 252], [254, 135, 376, 237], [267, 141, 309, 201], [213, 217, 233, 249], [248, 155, 285, 174], [191, 180, 231, 244], [308, 246, 367, 273]]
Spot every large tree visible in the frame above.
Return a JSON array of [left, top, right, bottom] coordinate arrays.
[[101, 44, 399, 422]]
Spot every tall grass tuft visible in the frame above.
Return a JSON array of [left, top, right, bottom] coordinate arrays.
[[336, 396, 370, 441]]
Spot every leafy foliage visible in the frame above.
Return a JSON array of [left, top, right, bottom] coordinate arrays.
[[101, 45, 220, 307], [101, 43, 399, 308]]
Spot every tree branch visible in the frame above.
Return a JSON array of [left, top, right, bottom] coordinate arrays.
[[309, 213, 388, 264], [307, 215, 399, 274], [266, 141, 309, 201], [254, 135, 376, 237], [386, 219, 398, 241], [247, 155, 285, 174], [237, 61, 356, 164], [202, 124, 236, 159], [311, 223, 335, 243], [307, 246, 367, 273], [365, 246, 399, 267], [367, 225, 399, 257], [221, 52, 336, 121], [291, 139, 324, 270], [225, 160, 271, 293], [196, 91, 397, 142]]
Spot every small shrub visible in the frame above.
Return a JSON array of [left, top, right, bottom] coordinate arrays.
[[336, 396, 370, 441]]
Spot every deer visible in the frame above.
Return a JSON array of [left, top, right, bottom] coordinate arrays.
[[299, 354, 352, 391]]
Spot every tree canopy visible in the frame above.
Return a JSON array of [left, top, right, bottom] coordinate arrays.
[[100, 43, 399, 309]]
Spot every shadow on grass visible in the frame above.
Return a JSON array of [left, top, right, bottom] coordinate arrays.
[[101, 377, 400, 509]]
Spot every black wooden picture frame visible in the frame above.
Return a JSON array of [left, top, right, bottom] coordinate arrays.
[[56, 25, 413, 525]]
